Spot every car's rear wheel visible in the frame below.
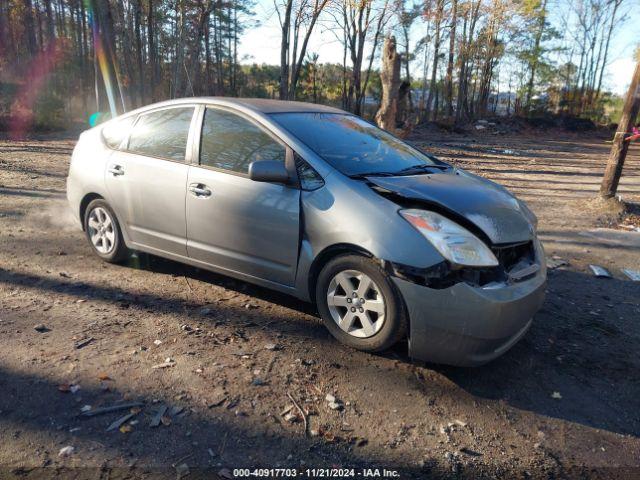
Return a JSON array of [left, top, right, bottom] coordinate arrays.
[[83, 199, 128, 263], [316, 254, 407, 352]]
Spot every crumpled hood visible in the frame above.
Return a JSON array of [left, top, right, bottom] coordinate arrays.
[[367, 171, 534, 244]]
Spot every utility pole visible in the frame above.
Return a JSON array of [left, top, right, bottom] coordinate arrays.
[[600, 59, 640, 198]]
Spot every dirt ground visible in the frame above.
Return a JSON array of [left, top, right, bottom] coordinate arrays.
[[0, 128, 639, 480]]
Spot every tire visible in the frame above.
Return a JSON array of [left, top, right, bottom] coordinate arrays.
[[315, 254, 407, 352], [83, 199, 128, 263]]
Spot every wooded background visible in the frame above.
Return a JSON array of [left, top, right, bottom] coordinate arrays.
[[0, 0, 636, 132]]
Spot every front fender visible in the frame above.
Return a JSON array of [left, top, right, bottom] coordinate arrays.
[[294, 175, 444, 301]]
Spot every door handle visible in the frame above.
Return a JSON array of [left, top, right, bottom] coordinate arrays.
[[108, 164, 125, 176], [188, 183, 212, 197]]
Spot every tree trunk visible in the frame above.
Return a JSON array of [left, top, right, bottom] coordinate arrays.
[[600, 60, 640, 198], [279, 0, 294, 100], [375, 36, 401, 132], [147, 0, 157, 100], [524, 0, 547, 114], [425, 0, 443, 122], [445, 0, 457, 119]]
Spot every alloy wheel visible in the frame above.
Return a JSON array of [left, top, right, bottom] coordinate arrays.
[[87, 207, 116, 254], [326, 269, 386, 338]]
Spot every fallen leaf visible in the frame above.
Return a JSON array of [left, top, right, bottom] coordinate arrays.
[[98, 373, 112, 381], [551, 391, 562, 399], [119, 425, 132, 433], [130, 407, 142, 414], [58, 384, 71, 393], [160, 415, 172, 426]]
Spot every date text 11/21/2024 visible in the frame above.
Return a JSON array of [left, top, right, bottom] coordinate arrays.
[[232, 468, 401, 478]]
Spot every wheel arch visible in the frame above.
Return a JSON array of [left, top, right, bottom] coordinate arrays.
[[307, 243, 375, 305], [79, 193, 104, 230]]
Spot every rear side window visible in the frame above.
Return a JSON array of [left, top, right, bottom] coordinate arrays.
[[200, 107, 286, 174], [102, 116, 135, 149], [127, 107, 195, 162]]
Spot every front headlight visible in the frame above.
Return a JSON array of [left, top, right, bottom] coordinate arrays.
[[400, 209, 499, 267]]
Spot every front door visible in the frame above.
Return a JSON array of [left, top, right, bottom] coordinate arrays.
[[186, 107, 300, 286], [105, 105, 196, 256]]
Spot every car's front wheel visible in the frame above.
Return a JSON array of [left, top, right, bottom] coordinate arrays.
[[83, 199, 128, 263], [315, 254, 407, 353]]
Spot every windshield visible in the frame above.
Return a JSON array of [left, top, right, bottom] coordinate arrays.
[[270, 112, 441, 176]]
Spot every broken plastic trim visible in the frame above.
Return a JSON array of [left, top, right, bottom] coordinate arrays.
[[384, 240, 537, 290], [384, 260, 506, 290]]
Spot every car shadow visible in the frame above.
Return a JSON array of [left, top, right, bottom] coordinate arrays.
[[121, 255, 640, 437], [1, 252, 638, 441], [429, 269, 640, 437]]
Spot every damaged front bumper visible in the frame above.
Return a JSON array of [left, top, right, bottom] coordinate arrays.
[[392, 240, 547, 367]]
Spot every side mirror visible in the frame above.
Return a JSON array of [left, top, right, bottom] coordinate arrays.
[[248, 160, 290, 184]]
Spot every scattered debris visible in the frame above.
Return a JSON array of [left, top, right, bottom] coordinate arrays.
[[264, 343, 281, 351], [169, 405, 185, 416], [58, 383, 80, 393], [589, 265, 612, 278], [551, 391, 562, 399], [325, 393, 344, 411], [81, 402, 144, 417], [460, 447, 482, 457], [80, 405, 92, 413], [546, 256, 568, 269], [58, 446, 75, 457], [152, 358, 176, 369], [106, 412, 137, 432], [74, 337, 94, 349], [218, 468, 233, 480], [622, 269, 640, 281], [150, 405, 168, 427], [153, 339, 163, 346], [283, 412, 298, 423], [287, 392, 308, 435]]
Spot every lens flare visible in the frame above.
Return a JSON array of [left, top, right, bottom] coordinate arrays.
[[9, 40, 65, 140]]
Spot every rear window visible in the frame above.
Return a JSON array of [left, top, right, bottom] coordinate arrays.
[[127, 107, 195, 162]]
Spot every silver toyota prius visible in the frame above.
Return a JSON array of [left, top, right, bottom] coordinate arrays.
[[67, 98, 546, 366]]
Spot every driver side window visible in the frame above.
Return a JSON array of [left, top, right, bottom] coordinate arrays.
[[200, 107, 286, 174]]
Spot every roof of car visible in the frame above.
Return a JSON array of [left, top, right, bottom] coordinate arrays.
[[154, 97, 346, 114]]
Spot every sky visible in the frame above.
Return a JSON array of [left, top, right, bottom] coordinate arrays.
[[238, 1, 639, 96]]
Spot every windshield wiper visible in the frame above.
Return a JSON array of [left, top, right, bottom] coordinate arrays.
[[396, 163, 450, 175], [348, 171, 399, 179]]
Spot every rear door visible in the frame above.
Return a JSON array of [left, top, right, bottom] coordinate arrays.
[[105, 105, 197, 256], [186, 106, 300, 286]]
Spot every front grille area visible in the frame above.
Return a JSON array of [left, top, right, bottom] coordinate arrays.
[[388, 240, 539, 289], [492, 241, 536, 272]]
